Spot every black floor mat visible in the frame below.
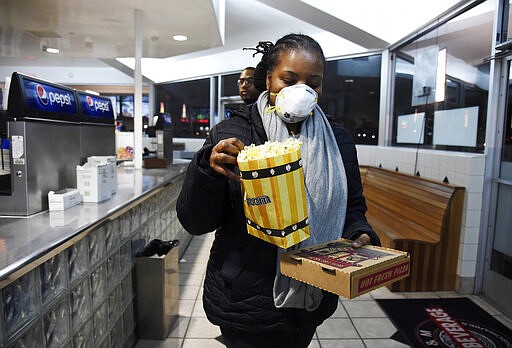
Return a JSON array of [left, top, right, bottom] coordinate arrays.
[[377, 297, 512, 347]]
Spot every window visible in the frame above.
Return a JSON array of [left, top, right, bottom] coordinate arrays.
[[104, 94, 149, 132], [320, 54, 381, 145], [391, 1, 494, 152], [117, 95, 150, 118], [155, 78, 211, 138], [219, 72, 246, 120], [221, 73, 240, 97]]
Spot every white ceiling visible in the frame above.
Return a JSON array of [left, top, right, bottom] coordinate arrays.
[[0, 0, 480, 81], [0, 0, 222, 60]]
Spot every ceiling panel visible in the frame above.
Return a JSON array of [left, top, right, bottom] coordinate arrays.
[[0, 0, 222, 59]]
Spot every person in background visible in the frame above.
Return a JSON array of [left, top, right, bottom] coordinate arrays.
[[177, 33, 380, 348], [237, 67, 260, 104]]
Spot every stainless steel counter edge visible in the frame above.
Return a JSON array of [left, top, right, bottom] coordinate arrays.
[[0, 163, 189, 284]]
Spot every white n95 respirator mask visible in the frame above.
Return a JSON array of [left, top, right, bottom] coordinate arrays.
[[269, 84, 318, 123]]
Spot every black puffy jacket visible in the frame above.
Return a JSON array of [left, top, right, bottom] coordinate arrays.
[[176, 103, 380, 333]]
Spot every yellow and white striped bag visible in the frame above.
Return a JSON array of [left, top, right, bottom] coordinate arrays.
[[237, 139, 310, 249]]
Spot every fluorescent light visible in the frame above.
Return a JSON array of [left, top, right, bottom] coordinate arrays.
[[435, 48, 447, 102], [172, 34, 188, 41], [43, 46, 60, 54]]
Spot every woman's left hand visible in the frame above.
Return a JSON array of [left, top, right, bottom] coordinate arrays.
[[351, 233, 371, 248]]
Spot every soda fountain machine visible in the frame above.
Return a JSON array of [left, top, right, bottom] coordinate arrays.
[[0, 72, 115, 216]]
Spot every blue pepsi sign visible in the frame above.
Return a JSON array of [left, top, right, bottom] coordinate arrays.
[[77, 93, 114, 120], [22, 79, 77, 115]]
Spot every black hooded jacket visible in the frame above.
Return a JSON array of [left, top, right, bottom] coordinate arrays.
[[176, 103, 380, 333]]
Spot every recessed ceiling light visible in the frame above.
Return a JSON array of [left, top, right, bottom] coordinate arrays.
[[43, 46, 60, 54], [172, 34, 187, 42]]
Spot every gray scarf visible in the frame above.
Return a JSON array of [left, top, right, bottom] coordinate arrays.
[[256, 91, 348, 311]]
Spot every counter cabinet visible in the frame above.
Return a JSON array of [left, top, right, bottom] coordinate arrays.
[[0, 167, 191, 348]]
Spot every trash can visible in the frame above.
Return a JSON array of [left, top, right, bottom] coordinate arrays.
[[135, 239, 179, 340]]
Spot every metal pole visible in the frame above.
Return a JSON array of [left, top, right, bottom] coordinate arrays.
[[134, 9, 143, 169]]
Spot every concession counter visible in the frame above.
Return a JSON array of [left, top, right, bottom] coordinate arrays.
[[0, 164, 190, 347]]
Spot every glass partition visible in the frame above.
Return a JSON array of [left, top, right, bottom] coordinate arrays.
[[391, 1, 495, 152], [221, 72, 240, 97], [220, 72, 244, 120], [155, 78, 211, 139], [321, 54, 381, 145]]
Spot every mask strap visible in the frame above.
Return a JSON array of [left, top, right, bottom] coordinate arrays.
[[269, 91, 284, 98], [267, 91, 284, 115], [265, 105, 285, 116], [265, 105, 278, 114]]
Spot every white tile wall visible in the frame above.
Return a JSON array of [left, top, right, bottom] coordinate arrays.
[[356, 145, 485, 283], [459, 242, 479, 261], [459, 260, 477, 277], [461, 227, 480, 245], [464, 209, 482, 229], [465, 192, 483, 210]]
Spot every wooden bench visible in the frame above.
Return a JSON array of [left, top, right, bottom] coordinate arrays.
[[360, 166, 465, 292]]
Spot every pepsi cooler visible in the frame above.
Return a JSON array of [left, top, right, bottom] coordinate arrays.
[[0, 72, 115, 216]]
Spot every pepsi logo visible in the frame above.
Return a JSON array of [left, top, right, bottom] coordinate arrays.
[[35, 84, 72, 108], [86, 96, 94, 110], [89, 98, 110, 113], [36, 84, 48, 105]]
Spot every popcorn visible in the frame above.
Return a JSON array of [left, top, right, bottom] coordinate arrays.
[[238, 138, 302, 162]]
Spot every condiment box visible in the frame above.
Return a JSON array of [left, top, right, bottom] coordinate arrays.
[[87, 155, 117, 196], [280, 238, 410, 299], [76, 162, 111, 203], [48, 188, 81, 211]]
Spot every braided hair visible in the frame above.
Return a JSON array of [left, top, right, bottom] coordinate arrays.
[[243, 34, 326, 92]]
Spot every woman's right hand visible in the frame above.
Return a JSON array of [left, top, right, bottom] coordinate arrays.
[[209, 137, 245, 182]]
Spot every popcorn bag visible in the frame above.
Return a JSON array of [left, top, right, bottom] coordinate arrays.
[[237, 139, 309, 249]]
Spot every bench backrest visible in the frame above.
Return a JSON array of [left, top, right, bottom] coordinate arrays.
[[361, 166, 464, 244]]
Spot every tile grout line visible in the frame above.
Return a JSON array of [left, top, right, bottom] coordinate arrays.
[[179, 239, 209, 348], [342, 299, 367, 346], [182, 236, 214, 347]]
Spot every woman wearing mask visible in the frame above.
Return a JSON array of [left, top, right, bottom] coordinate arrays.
[[177, 33, 380, 348]]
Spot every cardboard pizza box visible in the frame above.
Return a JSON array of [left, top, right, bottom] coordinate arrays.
[[280, 238, 410, 299]]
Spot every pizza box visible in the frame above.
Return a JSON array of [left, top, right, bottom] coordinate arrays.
[[280, 238, 410, 299]]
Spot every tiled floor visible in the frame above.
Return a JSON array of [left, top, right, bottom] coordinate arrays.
[[135, 233, 512, 348]]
